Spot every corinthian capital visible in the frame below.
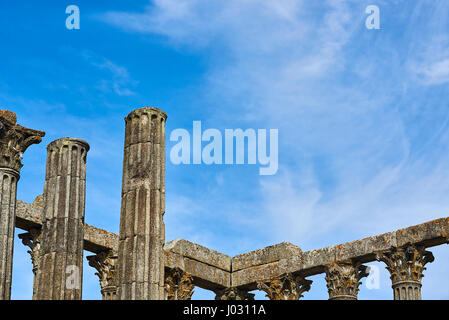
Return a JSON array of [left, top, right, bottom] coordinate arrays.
[[0, 110, 45, 172], [376, 244, 434, 284], [325, 261, 369, 300], [165, 268, 195, 300], [257, 273, 312, 300], [18, 228, 41, 275], [87, 250, 118, 299]]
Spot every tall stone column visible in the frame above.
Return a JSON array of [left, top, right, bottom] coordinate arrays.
[[0, 110, 44, 300], [117, 107, 167, 300], [35, 138, 89, 300], [376, 245, 434, 300], [87, 250, 118, 300], [324, 261, 369, 300], [257, 273, 312, 300]]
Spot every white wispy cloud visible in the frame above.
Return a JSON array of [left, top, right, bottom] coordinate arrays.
[[101, 0, 449, 242], [82, 51, 137, 96]]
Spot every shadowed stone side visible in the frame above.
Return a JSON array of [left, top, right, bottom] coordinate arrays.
[[0, 110, 44, 300], [117, 107, 167, 300], [35, 138, 89, 300]]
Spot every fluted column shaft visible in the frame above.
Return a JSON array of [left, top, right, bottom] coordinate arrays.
[[35, 138, 89, 300], [18, 227, 41, 299], [0, 169, 19, 299], [0, 110, 44, 299], [117, 107, 167, 300]]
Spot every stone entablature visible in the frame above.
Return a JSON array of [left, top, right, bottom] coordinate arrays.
[[15, 198, 449, 297]]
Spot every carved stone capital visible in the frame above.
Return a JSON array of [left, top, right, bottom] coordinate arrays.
[[376, 244, 434, 300], [18, 228, 41, 275], [0, 110, 45, 172], [215, 287, 255, 301], [376, 245, 434, 285], [87, 250, 118, 300], [257, 273, 312, 300], [325, 261, 369, 300], [165, 268, 195, 300]]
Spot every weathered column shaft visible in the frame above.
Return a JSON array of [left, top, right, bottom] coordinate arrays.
[[376, 245, 434, 300], [0, 110, 44, 300], [35, 138, 89, 300], [0, 169, 19, 299], [117, 107, 167, 300]]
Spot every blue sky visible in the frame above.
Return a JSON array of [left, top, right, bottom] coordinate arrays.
[[2, 0, 449, 300]]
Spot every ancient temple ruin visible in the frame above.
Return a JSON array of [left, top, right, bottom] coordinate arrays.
[[0, 107, 448, 300]]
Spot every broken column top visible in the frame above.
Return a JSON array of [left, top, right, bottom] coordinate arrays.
[[47, 137, 90, 151], [125, 107, 168, 122], [0, 109, 45, 172]]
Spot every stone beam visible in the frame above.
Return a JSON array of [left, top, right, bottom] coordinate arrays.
[[164, 239, 231, 291], [232, 218, 449, 288], [16, 198, 119, 253], [15, 199, 449, 294], [232, 242, 302, 272]]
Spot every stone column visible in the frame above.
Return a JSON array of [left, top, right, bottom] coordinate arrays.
[[0, 110, 44, 300], [324, 261, 369, 300], [117, 107, 167, 300], [215, 287, 255, 300], [376, 245, 434, 300], [257, 273, 312, 300], [87, 250, 118, 300], [35, 138, 89, 300], [165, 268, 195, 300]]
